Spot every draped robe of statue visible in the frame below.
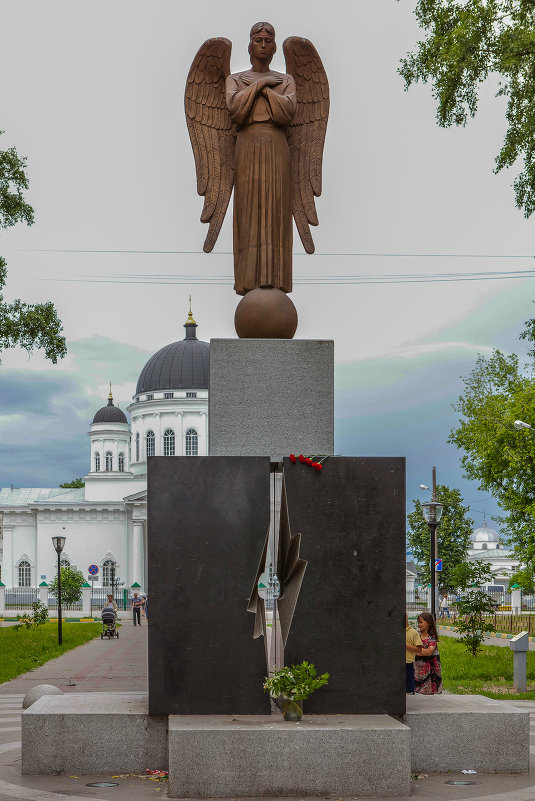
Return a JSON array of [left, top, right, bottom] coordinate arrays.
[[226, 71, 297, 296]]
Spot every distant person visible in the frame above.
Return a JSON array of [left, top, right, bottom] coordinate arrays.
[[405, 613, 423, 694], [131, 592, 143, 626], [104, 594, 117, 613], [415, 612, 443, 695], [440, 594, 449, 618], [143, 594, 148, 621]]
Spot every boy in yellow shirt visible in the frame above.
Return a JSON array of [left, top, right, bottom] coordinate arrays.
[[405, 613, 423, 694]]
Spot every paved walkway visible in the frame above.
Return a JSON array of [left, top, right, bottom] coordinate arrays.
[[0, 618, 147, 695], [2, 619, 535, 800]]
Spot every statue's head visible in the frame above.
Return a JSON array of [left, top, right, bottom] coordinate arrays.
[[249, 21, 276, 65]]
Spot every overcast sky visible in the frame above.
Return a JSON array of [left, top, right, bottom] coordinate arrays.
[[1, 0, 533, 532]]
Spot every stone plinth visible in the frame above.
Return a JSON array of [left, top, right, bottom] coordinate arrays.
[[21, 694, 167, 774], [209, 339, 334, 459], [406, 693, 529, 773], [167, 714, 411, 798]]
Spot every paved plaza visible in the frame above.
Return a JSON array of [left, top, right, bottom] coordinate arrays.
[[2, 621, 535, 799]]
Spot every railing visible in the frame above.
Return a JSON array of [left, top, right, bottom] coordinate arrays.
[[4, 587, 38, 609], [47, 593, 82, 612], [90, 587, 130, 612]]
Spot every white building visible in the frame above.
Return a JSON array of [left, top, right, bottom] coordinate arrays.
[[467, 519, 520, 592], [0, 310, 209, 592]]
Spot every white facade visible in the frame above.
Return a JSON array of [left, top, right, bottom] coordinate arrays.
[[467, 520, 520, 591], [0, 317, 209, 591]]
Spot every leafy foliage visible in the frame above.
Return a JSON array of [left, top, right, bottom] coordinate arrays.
[[59, 478, 85, 488], [407, 484, 474, 590], [450, 561, 498, 656], [508, 565, 535, 591], [0, 132, 66, 363], [14, 601, 49, 630], [263, 661, 329, 701], [399, 1, 535, 218], [449, 319, 535, 564], [49, 566, 85, 605]]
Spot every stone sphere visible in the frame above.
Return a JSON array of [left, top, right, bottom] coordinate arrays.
[[23, 684, 64, 709], [235, 288, 298, 339]]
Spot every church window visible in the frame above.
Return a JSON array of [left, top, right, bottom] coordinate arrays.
[[102, 559, 116, 588], [146, 394, 154, 401], [135, 433, 140, 461], [186, 391, 197, 398], [185, 428, 198, 456], [146, 430, 155, 457], [163, 428, 175, 456], [18, 560, 31, 587], [95, 452, 101, 472], [105, 451, 113, 471], [60, 558, 70, 569], [164, 392, 174, 399], [118, 452, 125, 472], [481, 543, 487, 550]]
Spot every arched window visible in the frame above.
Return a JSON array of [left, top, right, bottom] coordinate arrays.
[[146, 430, 155, 458], [95, 452, 101, 472], [60, 558, 70, 569], [163, 428, 175, 456], [18, 560, 31, 587], [135, 433, 140, 461], [105, 451, 113, 471], [118, 452, 125, 472], [481, 543, 487, 550], [102, 559, 116, 588], [185, 428, 198, 456]]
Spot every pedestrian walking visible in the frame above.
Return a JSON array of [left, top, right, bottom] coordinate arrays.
[[104, 593, 117, 613], [405, 613, 423, 694], [131, 592, 143, 626], [143, 594, 148, 621], [415, 612, 443, 695], [439, 594, 449, 618]]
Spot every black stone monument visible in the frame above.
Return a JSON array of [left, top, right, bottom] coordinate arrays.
[[148, 456, 270, 715]]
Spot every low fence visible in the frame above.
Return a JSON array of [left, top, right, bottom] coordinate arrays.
[[1, 586, 134, 616]]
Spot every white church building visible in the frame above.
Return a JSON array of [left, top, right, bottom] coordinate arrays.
[[0, 310, 209, 593]]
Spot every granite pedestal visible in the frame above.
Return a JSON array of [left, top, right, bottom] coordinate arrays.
[[209, 339, 334, 459], [167, 714, 411, 798], [406, 693, 530, 773], [21, 694, 167, 774]]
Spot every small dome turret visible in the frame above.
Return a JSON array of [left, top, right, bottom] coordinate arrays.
[[92, 388, 128, 424]]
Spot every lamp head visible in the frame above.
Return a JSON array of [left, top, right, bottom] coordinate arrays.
[[514, 420, 532, 431], [52, 535, 66, 554], [419, 484, 430, 490], [421, 501, 444, 524]]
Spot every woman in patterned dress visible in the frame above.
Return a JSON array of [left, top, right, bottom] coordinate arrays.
[[415, 611, 443, 694]]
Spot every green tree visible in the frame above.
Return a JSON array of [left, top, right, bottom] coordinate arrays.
[[449, 319, 535, 564], [398, 1, 535, 217], [59, 478, 85, 489], [407, 484, 474, 590], [508, 565, 535, 591], [49, 566, 85, 605], [450, 561, 497, 656], [0, 132, 66, 363]]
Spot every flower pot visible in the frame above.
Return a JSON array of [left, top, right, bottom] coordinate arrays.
[[281, 699, 303, 721]]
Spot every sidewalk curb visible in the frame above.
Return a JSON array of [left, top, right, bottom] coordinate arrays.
[[438, 624, 535, 642]]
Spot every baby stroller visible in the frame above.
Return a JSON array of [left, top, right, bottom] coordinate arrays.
[[101, 607, 119, 639]]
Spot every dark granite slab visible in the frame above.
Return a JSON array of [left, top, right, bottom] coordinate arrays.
[[282, 456, 406, 716], [147, 456, 270, 715]]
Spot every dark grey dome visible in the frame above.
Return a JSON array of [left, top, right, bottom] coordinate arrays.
[[136, 320, 209, 394], [93, 395, 128, 424]]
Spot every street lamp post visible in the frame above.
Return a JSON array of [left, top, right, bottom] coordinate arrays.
[[421, 467, 444, 620], [52, 532, 66, 645]]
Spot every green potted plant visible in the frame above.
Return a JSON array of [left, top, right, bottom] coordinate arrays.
[[263, 661, 329, 721]]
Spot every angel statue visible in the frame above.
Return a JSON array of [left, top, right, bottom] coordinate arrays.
[[185, 22, 329, 338]]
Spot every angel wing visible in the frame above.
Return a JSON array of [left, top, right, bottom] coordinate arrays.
[[283, 37, 329, 254], [185, 38, 236, 252]]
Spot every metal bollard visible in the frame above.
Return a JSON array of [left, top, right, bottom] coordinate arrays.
[[509, 631, 530, 692]]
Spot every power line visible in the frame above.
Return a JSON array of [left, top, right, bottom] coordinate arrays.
[[10, 248, 535, 258]]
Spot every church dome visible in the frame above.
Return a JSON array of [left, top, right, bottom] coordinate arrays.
[[92, 392, 128, 424], [136, 312, 209, 394], [473, 521, 499, 543]]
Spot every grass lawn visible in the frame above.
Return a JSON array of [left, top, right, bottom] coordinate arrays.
[[0, 621, 101, 684], [441, 634, 535, 700]]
